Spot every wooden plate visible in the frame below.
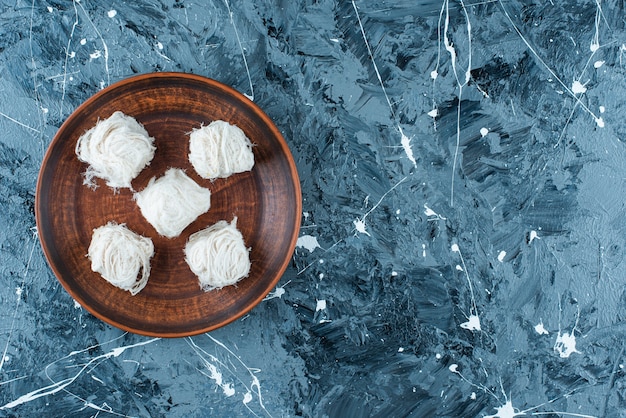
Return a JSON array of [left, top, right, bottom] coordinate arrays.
[[36, 73, 301, 337]]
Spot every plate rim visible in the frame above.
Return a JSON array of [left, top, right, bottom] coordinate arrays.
[[35, 72, 302, 337]]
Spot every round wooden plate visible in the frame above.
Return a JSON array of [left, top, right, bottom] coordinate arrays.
[[36, 72, 301, 337]]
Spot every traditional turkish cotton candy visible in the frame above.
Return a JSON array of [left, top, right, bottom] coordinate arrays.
[[88, 222, 154, 295], [134, 168, 211, 238], [76, 111, 156, 189], [188, 120, 254, 180], [184, 218, 251, 291]]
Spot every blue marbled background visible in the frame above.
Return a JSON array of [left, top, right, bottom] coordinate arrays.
[[1, 0, 625, 416]]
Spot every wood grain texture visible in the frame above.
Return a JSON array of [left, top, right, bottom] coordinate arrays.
[[35, 73, 301, 337]]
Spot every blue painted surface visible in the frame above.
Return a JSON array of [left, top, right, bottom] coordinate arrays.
[[1, 1, 625, 416]]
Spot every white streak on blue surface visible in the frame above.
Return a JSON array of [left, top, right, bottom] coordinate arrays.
[[224, 0, 254, 101], [1, 336, 159, 410]]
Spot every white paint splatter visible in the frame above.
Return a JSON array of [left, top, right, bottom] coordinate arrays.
[[442, 0, 472, 208], [424, 206, 437, 217], [189, 347, 234, 397], [223, 383, 236, 397], [1, 338, 160, 410], [497, 251, 506, 262], [75, 1, 110, 87], [553, 300, 581, 359], [500, 3, 602, 127], [264, 287, 284, 301], [534, 321, 549, 335], [571, 80, 587, 94], [91, 375, 104, 385], [315, 300, 327, 312], [59, 0, 79, 118], [215, 337, 267, 413], [453, 243, 482, 332], [554, 331, 579, 358], [400, 131, 417, 167], [224, 0, 254, 100], [595, 117, 605, 128], [424, 204, 446, 220], [200, 357, 235, 397], [263, 280, 290, 301], [483, 400, 519, 418], [107, 9, 117, 18], [460, 314, 481, 331], [79, 402, 120, 415], [353, 218, 370, 236], [480, 127, 489, 137], [353, 177, 407, 238], [296, 235, 321, 253], [352, 1, 415, 167], [1, 237, 41, 379]]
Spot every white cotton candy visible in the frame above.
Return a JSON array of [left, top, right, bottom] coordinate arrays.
[[184, 218, 251, 291], [135, 168, 211, 238], [75, 111, 156, 189], [88, 222, 154, 295], [188, 120, 254, 180]]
